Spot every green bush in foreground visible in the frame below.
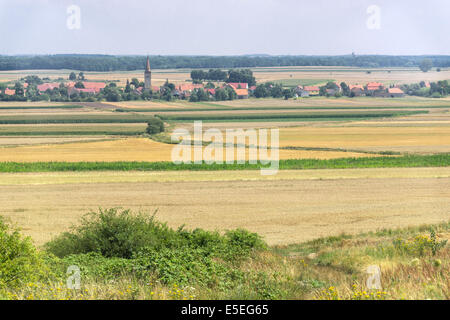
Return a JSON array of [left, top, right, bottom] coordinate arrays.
[[0, 218, 47, 288], [45, 208, 266, 287], [45, 208, 183, 259]]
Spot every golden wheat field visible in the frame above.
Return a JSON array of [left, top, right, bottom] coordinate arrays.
[[278, 126, 450, 153], [0, 137, 380, 162], [1, 169, 449, 246]]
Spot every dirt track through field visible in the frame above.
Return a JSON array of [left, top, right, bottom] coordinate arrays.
[[1, 172, 448, 246]]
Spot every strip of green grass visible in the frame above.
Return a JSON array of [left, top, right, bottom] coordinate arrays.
[[116, 105, 448, 113], [0, 110, 426, 124], [0, 114, 159, 124], [156, 111, 427, 122], [0, 154, 448, 172]]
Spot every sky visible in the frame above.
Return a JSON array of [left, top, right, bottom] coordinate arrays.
[[0, 0, 449, 56]]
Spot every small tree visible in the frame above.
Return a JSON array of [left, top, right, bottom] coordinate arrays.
[[69, 72, 77, 80], [146, 117, 165, 134], [74, 81, 85, 88], [419, 59, 433, 73], [14, 82, 24, 96]]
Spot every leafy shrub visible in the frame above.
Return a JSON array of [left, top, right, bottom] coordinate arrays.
[[45, 208, 266, 260], [0, 218, 47, 288], [44, 208, 268, 288], [222, 229, 266, 260], [146, 117, 165, 134], [133, 246, 230, 286], [46, 252, 135, 280], [45, 208, 182, 258]]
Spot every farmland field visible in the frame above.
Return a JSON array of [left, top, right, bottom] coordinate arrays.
[[0, 137, 381, 162], [0, 169, 448, 246], [1, 67, 450, 256], [0, 123, 146, 137]]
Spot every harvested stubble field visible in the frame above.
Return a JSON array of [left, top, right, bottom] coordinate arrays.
[[0, 137, 377, 162], [278, 126, 450, 154], [113, 97, 450, 112], [0, 136, 114, 146], [0, 169, 448, 246]]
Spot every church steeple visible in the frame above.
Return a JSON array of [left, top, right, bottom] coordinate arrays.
[[145, 56, 151, 72], [144, 56, 151, 91]]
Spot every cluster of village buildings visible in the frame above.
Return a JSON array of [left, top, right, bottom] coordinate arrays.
[[295, 82, 406, 98], [2, 79, 408, 99], [2, 80, 252, 99], [2, 81, 107, 96]]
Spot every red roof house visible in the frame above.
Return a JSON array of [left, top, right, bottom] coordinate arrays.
[[37, 83, 60, 92], [227, 83, 248, 90], [4, 88, 15, 95], [234, 88, 249, 99], [387, 87, 405, 97], [177, 84, 204, 92], [366, 82, 384, 91], [82, 82, 106, 93], [349, 84, 365, 96]]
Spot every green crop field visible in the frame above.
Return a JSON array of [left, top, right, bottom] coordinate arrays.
[[0, 114, 162, 124], [0, 124, 145, 136], [156, 110, 427, 122], [0, 154, 448, 173], [116, 105, 448, 113]]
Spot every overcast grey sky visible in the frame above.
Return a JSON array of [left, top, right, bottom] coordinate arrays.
[[0, 0, 449, 55]]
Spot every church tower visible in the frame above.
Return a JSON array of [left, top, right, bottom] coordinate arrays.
[[144, 56, 151, 91]]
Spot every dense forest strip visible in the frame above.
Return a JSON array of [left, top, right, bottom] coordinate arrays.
[[1, 54, 450, 71], [0, 154, 448, 172]]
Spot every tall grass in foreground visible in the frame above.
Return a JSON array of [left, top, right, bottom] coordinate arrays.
[[0, 154, 448, 172], [0, 209, 448, 300]]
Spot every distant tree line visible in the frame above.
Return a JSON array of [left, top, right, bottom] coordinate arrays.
[[1, 54, 450, 71], [400, 81, 449, 98], [190, 69, 256, 86]]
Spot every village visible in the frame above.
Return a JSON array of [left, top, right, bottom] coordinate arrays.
[[1, 57, 432, 102], [2, 57, 448, 103], [0, 75, 416, 102]]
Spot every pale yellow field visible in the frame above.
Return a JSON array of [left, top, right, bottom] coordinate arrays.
[[0, 136, 114, 146], [0, 101, 69, 107], [1, 169, 448, 246], [0, 69, 191, 87], [0, 137, 379, 162], [208, 96, 450, 108], [1, 167, 448, 185], [278, 126, 450, 154], [253, 66, 450, 86]]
